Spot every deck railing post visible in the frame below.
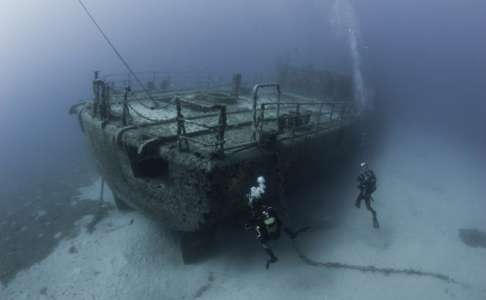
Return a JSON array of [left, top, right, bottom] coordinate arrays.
[[343, 103, 350, 121], [276, 85, 281, 123], [92, 80, 100, 116], [252, 86, 258, 141], [97, 80, 111, 121], [316, 102, 324, 131], [292, 103, 300, 137], [330, 103, 335, 122], [176, 99, 181, 149], [122, 87, 131, 125], [176, 98, 188, 150], [252, 83, 281, 139], [258, 103, 266, 140], [217, 106, 227, 155], [340, 103, 346, 123]]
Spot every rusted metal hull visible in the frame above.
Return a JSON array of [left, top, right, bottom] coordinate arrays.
[[80, 109, 361, 233]]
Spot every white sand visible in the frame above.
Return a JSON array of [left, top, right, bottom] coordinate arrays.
[[1, 129, 485, 300]]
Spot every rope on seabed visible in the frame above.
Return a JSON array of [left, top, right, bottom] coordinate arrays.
[[290, 240, 472, 289]]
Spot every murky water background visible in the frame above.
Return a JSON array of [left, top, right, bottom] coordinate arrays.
[[1, 0, 485, 299]]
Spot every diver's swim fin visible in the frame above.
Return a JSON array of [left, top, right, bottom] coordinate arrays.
[[373, 217, 380, 229], [265, 248, 278, 269], [265, 255, 278, 269]]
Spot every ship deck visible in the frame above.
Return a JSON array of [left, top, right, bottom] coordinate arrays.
[[105, 89, 357, 156]]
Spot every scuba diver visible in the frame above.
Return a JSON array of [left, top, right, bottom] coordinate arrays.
[[355, 162, 380, 229], [245, 176, 308, 269]]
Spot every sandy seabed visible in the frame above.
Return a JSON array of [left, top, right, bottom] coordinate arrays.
[[1, 130, 485, 300]]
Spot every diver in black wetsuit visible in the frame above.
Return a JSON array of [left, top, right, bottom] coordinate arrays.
[[247, 203, 298, 269], [355, 162, 380, 229], [245, 176, 308, 269]]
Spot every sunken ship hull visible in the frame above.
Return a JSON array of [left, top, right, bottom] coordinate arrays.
[[81, 113, 359, 231], [72, 70, 361, 260]]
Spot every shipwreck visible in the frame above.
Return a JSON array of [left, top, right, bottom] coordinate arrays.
[[70, 67, 362, 261]]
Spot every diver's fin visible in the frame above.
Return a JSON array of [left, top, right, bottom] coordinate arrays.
[[373, 217, 380, 229], [265, 256, 278, 269]]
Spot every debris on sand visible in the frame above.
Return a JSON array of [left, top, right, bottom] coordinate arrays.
[[34, 210, 47, 221], [39, 287, 48, 296], [68, 246, 78, 254]]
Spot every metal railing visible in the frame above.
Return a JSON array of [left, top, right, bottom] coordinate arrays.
[[256, 100, 356, 139], [252, 83, 281, 140], [174, 100, 356, 156], [113, 83, 358, 157], [176, 98, 227, 156]]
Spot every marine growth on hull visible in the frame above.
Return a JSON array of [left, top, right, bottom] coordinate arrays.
[[70, 67, 362, 261]]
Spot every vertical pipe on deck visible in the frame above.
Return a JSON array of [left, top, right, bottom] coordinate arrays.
[[217, 106, 227, 155], [176, 99, 183, 150], [122, 87, 131, 126], [252, 85, 259, 141], [292, 104, 300, 137], [316, 102, 324, 131], [259, 103, 266, 138]]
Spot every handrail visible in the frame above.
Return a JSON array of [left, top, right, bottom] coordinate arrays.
[[115, 97, 356, 155], [113, 86, 357, 156], [252, 83, 281, 140], [173, 97, 355, 155], [175, 98, 227, 156], [259, 100, 356, 139]]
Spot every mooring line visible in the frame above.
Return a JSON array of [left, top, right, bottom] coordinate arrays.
[[291, 240, 470, 288]]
